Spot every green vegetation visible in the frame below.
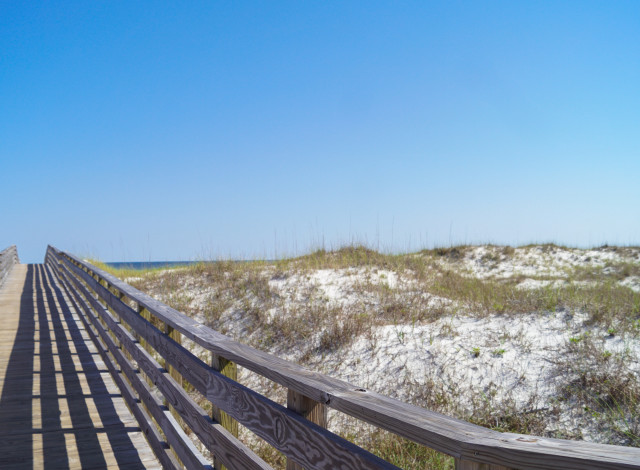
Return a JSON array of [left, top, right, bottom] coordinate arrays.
[[85, 258, 179, 280], [91, 243, 640, 467], [559, 333, 640, 446]]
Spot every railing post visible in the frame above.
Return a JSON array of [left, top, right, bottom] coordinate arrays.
[[164, 324, 183, 386], [138, 304, 151, 351], [136, 303, 155, 390], [162, 322, 184, 445], [286, 390, 327, 470], [115, 291, 134, 362], [210, 353, 238, 470], [97, 277, 111, 332], [107, 284, 124, 351]]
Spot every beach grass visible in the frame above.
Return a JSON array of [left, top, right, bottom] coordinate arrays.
[[88, 243, 640, 467]]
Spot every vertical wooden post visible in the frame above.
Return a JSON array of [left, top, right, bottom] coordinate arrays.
[[286, 390, 327, 470], [138, 304, 151, 352], [162, 323, 184, 431], [455, 459, 513, 470], [136, 303, 154, 389], [109, 287, 125, 353], [98, 278, 111, 332], [210, 353, 238, 470], [164, 324, 183, 386]]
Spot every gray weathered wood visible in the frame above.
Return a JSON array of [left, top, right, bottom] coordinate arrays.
[[211, 353, 238, 470], [55, 249, 396, 470], [51, 260, 209, 470], [53, 254, 272, 470], [47, 246, 640, 470], [287, 390, 328, 470], [1, 260, 161, 470], [0, 245, 19, 288]]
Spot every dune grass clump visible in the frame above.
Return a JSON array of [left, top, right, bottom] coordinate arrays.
[[559, 333, 640, 446]]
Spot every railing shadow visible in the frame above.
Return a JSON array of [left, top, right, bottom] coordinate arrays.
[[0, 265, 147, 469], [43, 264, 147, 469], [0, 264, 36, 468]]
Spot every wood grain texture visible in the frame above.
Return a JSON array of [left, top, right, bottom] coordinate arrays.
[[287, 390, 328, 470], [211, 353, 239, 470], [44, 257, 180, 470], [165, 325, 183, 386], [48, 246, 640, 470], [56, 249, 395, 470], [53, 254, 272, 470], [51, 260, 207, 470]]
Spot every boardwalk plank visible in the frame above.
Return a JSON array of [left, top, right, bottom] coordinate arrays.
[[0, 264, 161, 470]]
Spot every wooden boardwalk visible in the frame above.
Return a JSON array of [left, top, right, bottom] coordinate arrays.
[[2, 246, 638, 470], [0, 264, 160, 470]]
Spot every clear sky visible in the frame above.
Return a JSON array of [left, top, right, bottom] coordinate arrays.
[[1, 1, 639, 263]]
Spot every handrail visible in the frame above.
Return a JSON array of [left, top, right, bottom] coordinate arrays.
[[0, 245, 19, 287], [45, 245, 640, 470]]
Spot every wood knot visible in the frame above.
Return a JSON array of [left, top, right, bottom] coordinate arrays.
[[273, 416, 286, 446]]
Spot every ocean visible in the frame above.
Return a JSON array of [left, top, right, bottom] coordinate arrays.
[[104, 261, 204, 270]]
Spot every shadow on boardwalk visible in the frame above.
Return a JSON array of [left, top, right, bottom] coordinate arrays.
[[0, 265, 148, 469]]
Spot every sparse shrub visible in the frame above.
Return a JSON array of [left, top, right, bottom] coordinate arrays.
[[431, 246, 465, 260], [317, 312, 367, 352], [558, 334, 640, 446], [502, 246, 515, 257], [492, 302, 506, 314]]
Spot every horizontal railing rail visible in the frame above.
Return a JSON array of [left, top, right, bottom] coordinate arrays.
[[45, 245, 640, 470], [0, 245, 19, 287]]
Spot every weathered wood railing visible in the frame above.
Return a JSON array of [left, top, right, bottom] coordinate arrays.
[[45, 245, 640, 470], [0, 245, 19, 287]]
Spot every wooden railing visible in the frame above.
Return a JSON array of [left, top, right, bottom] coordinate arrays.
[[45, 245, 640, 470], [0, 245, 19, 287]]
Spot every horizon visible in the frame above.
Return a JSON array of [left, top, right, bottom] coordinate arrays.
[[2, 2, 639, 264], [8, 240, 638, 266]]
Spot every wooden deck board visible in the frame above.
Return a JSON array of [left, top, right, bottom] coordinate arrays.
[[0, 264, 161, 470]]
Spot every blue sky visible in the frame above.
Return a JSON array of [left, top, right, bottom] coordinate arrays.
[[1, 1, 639, 263]]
